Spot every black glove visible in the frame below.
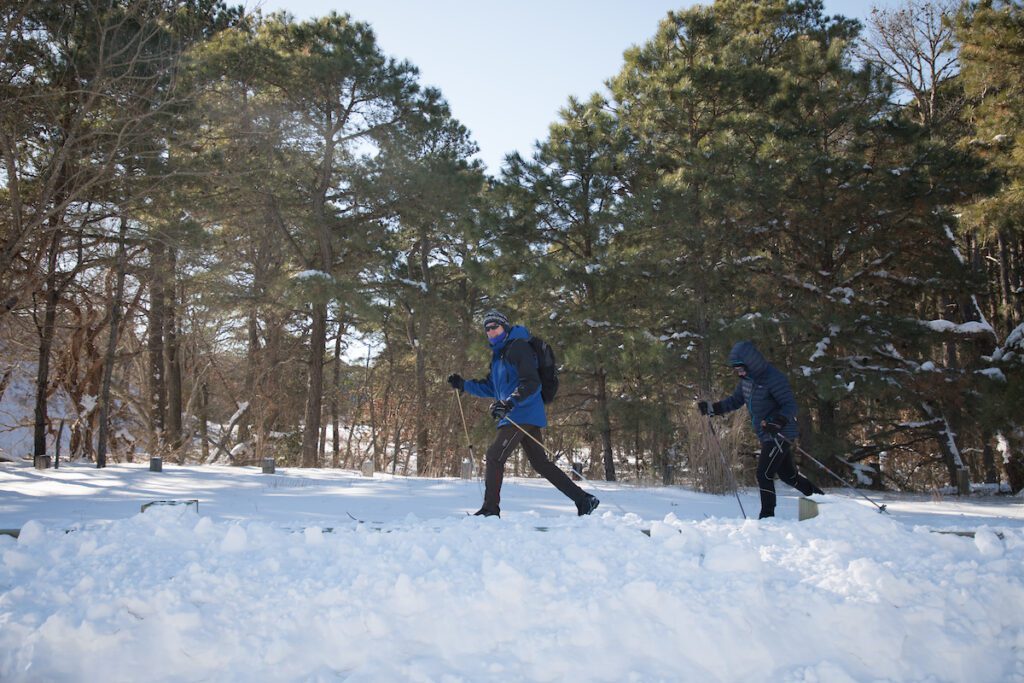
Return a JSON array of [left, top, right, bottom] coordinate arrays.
[[697, 401, 723, 416], [489, 399, 513, 420], [763, 415, 787, 433], [447, 374, 464, 391]]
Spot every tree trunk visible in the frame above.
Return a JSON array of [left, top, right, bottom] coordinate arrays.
[[982, 429, 998, 485], [997, 231, 1014, 328], [165, 248, 183, 456], [238, 309, 259, 444], [318, 408, 328, 465], [373, 346, 395, 467], [1013, 238, 1023, 324], [301, 301, 327, 467], [0, 368, 12, 405], [331, 325, 342, 468], [198, 381, 210, 462], [696, 284, 714, 398], [147, 240, 167, 448], [368, 365, 380, 467], [54, 419, 64, 467], [919, 402, 964, 486], [634, 418, 642, 481], [596, 368, 616, 481], [33, 230, 62, 458], [412, 313, 430, 475], [815, 398, 838, 462], [255, 313, 283, 461], [32, 293, 58, 458], [392, 405, 403, 474], [96, 218, 129, 468]]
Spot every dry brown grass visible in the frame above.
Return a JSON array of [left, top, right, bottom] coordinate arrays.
[[679, 408, 756, 494]]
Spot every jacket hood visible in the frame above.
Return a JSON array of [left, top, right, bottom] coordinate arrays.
[[728, 340, 769, 376], [507, 325, 530, 341], [491, 324, 530, 351]]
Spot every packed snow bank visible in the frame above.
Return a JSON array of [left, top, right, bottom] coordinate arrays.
[[1, 473, 1023, 682]]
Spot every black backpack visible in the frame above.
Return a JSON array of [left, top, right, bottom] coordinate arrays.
[[527, 336, 559, 404]]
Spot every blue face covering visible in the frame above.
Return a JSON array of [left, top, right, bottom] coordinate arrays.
[[487, 330, 508, 348]]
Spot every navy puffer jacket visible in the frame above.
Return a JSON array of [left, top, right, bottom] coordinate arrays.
[[715, 341, 799, 443]]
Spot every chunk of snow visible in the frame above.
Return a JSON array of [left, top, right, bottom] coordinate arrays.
[[398, 278, 428, 292], [293, 270, 333, 281], [920, 320, 994, 336], [976, 367, 1007, 382], [1005, 323, 1024, 351], [810, 325, 840, 362]]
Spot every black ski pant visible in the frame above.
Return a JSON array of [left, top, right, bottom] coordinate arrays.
[[757, 438, 816, 518], [480, 423, 587, 514]]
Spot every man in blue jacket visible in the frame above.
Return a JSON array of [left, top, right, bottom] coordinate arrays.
[[448, 310, 600, 518], [698, 340, 823, 519]]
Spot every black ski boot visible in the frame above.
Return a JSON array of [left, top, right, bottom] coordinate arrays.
[[576, 494, 600, 516], [473, 506, 499, 518], [811, 483, 825, 495]]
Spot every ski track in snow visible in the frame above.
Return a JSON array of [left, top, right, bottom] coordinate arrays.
[[1, 463, 1023, 682]]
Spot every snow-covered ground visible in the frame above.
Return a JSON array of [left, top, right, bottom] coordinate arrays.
[[2, 461, 1023, 682]]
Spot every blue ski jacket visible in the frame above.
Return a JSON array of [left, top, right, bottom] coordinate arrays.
[[716, 341, 799, 443], [463, 325, 547, 428]]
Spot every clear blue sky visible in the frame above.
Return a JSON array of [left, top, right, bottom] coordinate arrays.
[[255, 1, 893, 176]]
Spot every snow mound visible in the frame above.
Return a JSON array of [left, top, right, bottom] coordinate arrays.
[[2, 501, 1022, 682]]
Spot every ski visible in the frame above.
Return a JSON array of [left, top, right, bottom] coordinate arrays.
[[336, 513, 658, 536]]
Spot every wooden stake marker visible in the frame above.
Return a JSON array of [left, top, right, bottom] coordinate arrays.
[[798, 497, 819, 521]]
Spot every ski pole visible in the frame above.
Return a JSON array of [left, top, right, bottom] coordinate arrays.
[[698, 406, 747, 520], [505, 416, 598, 485], [454, 389, 480, 477], [504, 416, 628, 515], [772, 434, 888, 514]]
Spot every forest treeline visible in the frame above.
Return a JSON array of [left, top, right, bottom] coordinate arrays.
[[2, 0, 1022, 493]]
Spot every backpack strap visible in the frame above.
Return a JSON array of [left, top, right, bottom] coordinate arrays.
[[502, 338, 541, 399]]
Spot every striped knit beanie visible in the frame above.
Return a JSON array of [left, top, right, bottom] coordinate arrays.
[[482, 310, 511, 329]]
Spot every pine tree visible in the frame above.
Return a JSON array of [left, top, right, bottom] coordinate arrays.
[[610, 0, 798, 399], [217, 12, 436, 467], [368, 105, 484, 476], [956, 0, 1024, 489], [957, 0, 1024, 332], [729, 1, 993, 486], [499, 95, 632, 481], [604, 0, 992, 486], [0, 0, 237, 464]]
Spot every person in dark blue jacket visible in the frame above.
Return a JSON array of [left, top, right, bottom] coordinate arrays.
[[448, 310, 599, 518], [698, 340, 823, 519]]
